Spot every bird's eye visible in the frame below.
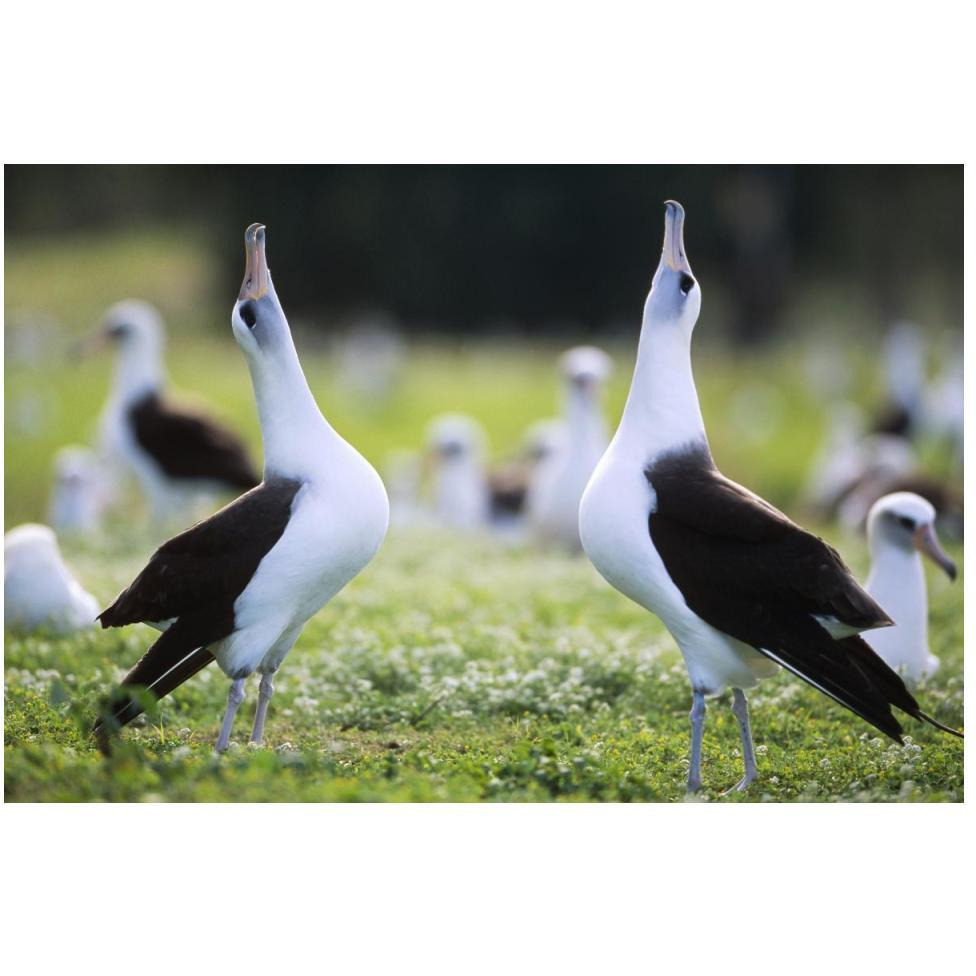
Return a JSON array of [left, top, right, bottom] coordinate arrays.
[[897, 515, 916, 531], [107, 323, 130, 339], [679, 273, 695, 295], [239, 302, 257, 329]]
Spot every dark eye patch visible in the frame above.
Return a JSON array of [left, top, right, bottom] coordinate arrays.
[[107, 323, 130, 339], [239, 301, 257, 329], [679, 273, 695, 295], [896, 515, 916, 531]]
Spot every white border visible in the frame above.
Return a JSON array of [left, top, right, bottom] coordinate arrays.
[[2, 1, 971, 972]]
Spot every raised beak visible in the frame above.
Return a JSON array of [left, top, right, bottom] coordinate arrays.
[[663, 200, 692, 273], [913, 523, 957, 581], [239, 223, 269, 300]]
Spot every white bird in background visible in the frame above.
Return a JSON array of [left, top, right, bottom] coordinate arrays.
[[864, 492, 957, 684], [801, 401, 868, 512], [79, 299, 259, 521], [48, 445, 107, 536], [94, 224, 389, 753], [924, 343, 964, 464], [522, 418, 568, 468], [527, 345, 613, 550], [4, 524, 99, 634], [335, 314, 406, 403], [871, 321, 927, 437], [483, 420, 568, 535], [425, 413, 490, 530], [384, 449, 428, 528], [833, 434, 917, 531]]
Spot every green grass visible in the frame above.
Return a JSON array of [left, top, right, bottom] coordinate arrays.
[[4, 227, 964, 801]]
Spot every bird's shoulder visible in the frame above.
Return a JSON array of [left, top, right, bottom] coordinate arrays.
[[645, 442, 796, 541]]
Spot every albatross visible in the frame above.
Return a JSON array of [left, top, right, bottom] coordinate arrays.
[[4, 524, 99, 634], [93, 224, 389, 752], [578, 200, 962, 793], [48, 445, 107, 537], [526, 346, 612, 551], [80, 299, 260, 520], [864, 492, 957, 684], [425, 414, 490, 530]]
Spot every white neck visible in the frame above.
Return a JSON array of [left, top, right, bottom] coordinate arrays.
[[246, 333, 342, 479], [564, 387, 607, 457], [111, 340, 164, 405], [614, 319, 707, 460], [865, 543, 928, 649], [435, 458, 486, 525]]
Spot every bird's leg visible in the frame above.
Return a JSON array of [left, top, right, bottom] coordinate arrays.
[[250, 671, 276, 746], [215, 677, 246, 753], [724, 687, 758, 794], [687, 689, 707, 793]]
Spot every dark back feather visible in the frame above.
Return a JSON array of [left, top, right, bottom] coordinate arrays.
[[130, 392, 259, 490], [644, 444, 929, 741]]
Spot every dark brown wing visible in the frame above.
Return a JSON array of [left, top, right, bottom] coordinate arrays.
[[93, 477, 302, 746], [647, 446, 892, 633], [98, 477, 301, 629], [645, 445, 922, 741], [130, 392, 259, 491]]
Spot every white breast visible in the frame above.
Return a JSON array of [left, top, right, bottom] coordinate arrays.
[[216, 443, 389, 677], [864, 551, 937, 683], [579, 444, 776, 694]]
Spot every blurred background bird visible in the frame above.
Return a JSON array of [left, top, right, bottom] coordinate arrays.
[[525, 345, 613, 551], [47, 445, 108, 537], [74, 299, 259, 524], [4, 524, 99, 634], [424, 413, 490, 530], [864, 492, 957, 685]]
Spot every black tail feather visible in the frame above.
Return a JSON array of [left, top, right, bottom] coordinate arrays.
[[762, 632, 906, 743], [760, 627, 961, 745], [93, 617, 216, 754]]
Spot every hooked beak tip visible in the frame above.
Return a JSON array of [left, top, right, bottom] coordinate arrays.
[[240, 223, 269, 301], [662, 200, 690, 272], [913, 523, 957, 581]]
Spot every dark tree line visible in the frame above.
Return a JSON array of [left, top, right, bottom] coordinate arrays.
[[5, 164, 962, 341]]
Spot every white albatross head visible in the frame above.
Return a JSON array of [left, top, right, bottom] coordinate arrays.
[[866, 492, 957, 580], [75, 300, 166, 400], [522, 419, 568, 465], [644, 200, 701, 335], [231, 223, 294, 362], [426, 413, 486, 465], [560, 345, 613, 400], [48, 445, 105, 535]]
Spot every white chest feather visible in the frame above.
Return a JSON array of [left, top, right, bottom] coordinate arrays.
[[218, 445, 389, 676], [579, 442, 776, 693], [864, 552, 937, 682]]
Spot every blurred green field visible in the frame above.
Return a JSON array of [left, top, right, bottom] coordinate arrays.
[[4, 228, 964, 801]]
